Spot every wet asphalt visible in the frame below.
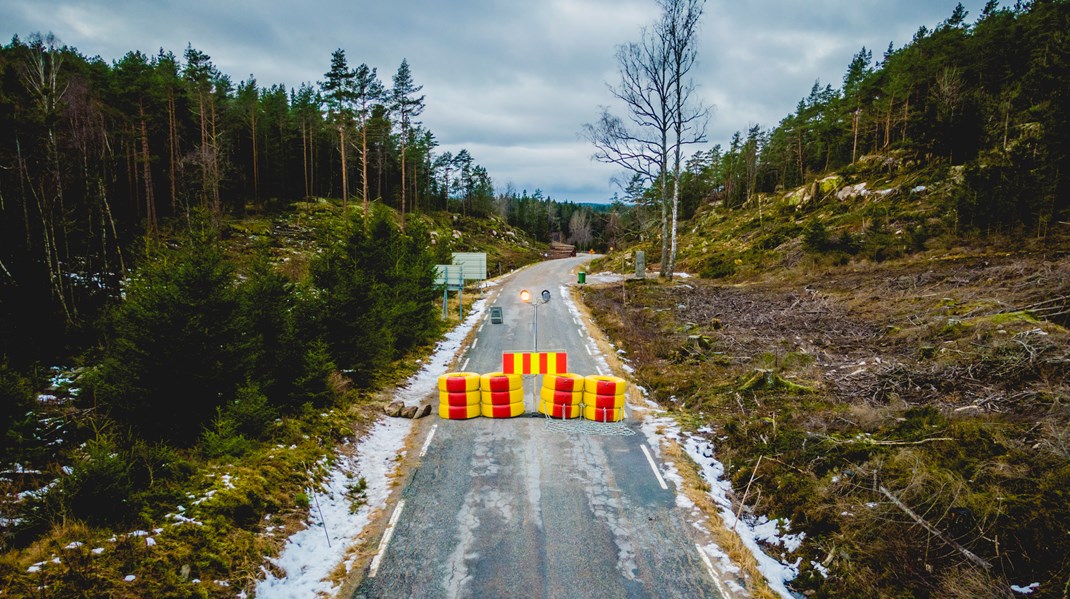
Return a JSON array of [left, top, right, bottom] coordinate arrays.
[[353, 257, 723, 599]]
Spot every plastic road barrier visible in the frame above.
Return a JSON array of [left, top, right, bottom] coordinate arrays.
[[481, 388, 524, 406], [540, 387, 583, 406], [542, 373, 585, 392], [480, 372, 522, 392], [439, 389, 481, 407], [439, 403, 481, 420], [481, 401, 525, 418], [583, 391, 625, 410], [502, 351, 568, 375], [438, 372, 481, 392], [583, 405, 624, 422], [583, 374, 627, 395], [538, 400, 580, 419]]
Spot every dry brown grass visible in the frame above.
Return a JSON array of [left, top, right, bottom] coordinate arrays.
[[662, 438, 780, 599]]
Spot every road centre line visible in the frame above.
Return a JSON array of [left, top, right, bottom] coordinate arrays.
[[368, 499, 405, 578], [695, 542, 729, 597], [640, 444, 669, 490], [419, 425, 438, 458]]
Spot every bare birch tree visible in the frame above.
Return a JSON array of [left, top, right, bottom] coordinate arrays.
[[584, 0, 708, 278], [582, 24, 673, 275], [659, 0, 709, 277]]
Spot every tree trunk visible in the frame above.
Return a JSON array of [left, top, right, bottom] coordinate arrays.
[[139, 103, 156, 234], [361, 123, 369, 216], [339, 125, 348, 216], [167, 89, 177, 213], [251, 105, 259, 205]]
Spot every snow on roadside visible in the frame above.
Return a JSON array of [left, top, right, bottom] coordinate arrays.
[[634, 404, 802, 598], [568, 269, 802, 596], [256, 418, 411, 599], [256, 279, 503, 597]]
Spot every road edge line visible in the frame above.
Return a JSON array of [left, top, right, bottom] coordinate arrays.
[[368, 499, 406, 578], [640, 443, 669, 490]]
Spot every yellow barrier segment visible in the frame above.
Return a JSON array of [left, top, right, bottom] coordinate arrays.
[[583, 374, 627, 395], [438, 403, 481, 420], [438, 389, 481, 406], [582, 392, 625, 410], [583, 405, 624, 422], [480, 371, 522, 392], [481, 388, 524, 406], [438, 372, 481, 392], [540, 387, 583, 406], [538, 400, 581, 419], [481, 401, 525, 418], [541, 372, 585, 392]]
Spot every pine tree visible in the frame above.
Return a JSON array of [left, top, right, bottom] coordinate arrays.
[[390, 59, 425, 230], [321, 49, 356, 215]]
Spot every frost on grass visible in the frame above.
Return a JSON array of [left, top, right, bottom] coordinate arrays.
[[255, 417, 411, 599], [635, 391, 803, 599]]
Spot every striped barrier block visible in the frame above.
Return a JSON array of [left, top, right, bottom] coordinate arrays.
[[502, 351, 568, 375]]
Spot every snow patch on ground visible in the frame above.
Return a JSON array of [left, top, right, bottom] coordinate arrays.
[[255, 276, 507, 596], [256, 418, 412, 599], [1012, 582, 1040, 594], [634, 392, 802, 598]]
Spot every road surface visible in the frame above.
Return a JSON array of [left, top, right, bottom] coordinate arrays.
[[353, 257, 725, 599]]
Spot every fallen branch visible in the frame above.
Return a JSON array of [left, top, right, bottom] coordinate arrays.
[[878, 485, 991, 570], [818, 434, 954, 447]]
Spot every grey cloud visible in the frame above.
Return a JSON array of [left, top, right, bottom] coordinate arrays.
[[1, 0, 988, 202]]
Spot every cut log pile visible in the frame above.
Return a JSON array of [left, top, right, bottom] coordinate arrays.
[[548, 241, 576, 259]]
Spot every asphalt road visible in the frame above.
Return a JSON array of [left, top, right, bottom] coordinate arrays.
[[353, 257, 724, 599]]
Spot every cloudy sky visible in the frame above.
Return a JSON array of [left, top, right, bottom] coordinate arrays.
[[2, 0, 986, 203]]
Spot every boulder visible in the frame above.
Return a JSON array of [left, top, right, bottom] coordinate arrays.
[[415, 404, 432, 419], [385, 401, 404, 417], [401, 405, 419, 419]]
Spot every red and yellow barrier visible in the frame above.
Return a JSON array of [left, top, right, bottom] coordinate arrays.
[[440, 389, 480, 407], [540, 387, 583, 406], [583, 405, 624, 422], [437, 373, 482, 419], [582, 392, 625, 410], [543, 373, 585, 392], [438, 372, 481, 392], [439, 403, 481, 420], [482, 388, 524, 406], [502, 351, 568, 375], [538, 401, 581, 419], [583, 375, 627, 395], [480, 372, 522, 392], [482, 401, 525, 418]]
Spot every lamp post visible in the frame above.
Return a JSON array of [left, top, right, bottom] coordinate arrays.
[[520, 288, 551, 351]]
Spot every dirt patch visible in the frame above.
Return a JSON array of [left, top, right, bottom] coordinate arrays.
[[581, 252, 1070, 597]]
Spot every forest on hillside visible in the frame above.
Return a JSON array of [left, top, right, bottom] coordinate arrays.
[[0, 36, 620, 369], [651, 1, 1069, 234]]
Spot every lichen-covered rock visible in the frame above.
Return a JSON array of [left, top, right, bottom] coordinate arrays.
[[401, 405, 419, 419], [385, 401, 404, 417]]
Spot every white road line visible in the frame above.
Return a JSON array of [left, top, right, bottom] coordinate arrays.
[[471, 338, 479, 349], [478, 324, 484, 333], [584, 345, 593, 356], [369, 499, 406, 578], [695, 542, 729, 597], [640, 444, 669, 490], [419, 425, 438, 458], [461, 358, 469, 371]]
